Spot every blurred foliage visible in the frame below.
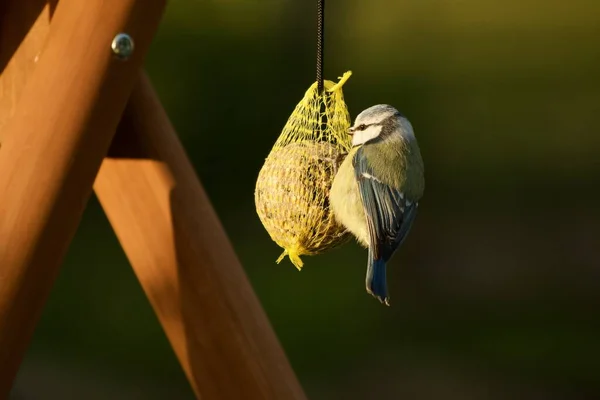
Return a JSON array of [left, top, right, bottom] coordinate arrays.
[[12, 0, 600, 398]]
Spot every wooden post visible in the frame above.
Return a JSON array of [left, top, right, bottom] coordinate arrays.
[[94, 73, 308, 400], [0, 0, 166, 396]]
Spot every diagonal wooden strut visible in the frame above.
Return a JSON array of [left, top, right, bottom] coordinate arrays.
[[0, 1, 307, 399], [94, 73, 307, 400]]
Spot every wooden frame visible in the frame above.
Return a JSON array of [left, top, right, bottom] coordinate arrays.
[[0, 1, 306, 399]]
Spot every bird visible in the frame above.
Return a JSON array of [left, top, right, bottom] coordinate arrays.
[[330, 104, 424, 305]]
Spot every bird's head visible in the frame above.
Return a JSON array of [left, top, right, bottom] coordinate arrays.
[[349, 104, 414, 146]]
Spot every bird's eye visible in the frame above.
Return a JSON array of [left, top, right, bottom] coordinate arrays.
[[357, 124, 367, 131]]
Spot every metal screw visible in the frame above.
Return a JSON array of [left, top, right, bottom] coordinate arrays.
[[111, 33, 134, 60]]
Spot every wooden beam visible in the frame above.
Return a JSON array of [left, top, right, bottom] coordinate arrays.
[[0, 0, 166, 396], [94, 72, 308, 400]]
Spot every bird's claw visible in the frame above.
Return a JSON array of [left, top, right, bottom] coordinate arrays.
[[366, 288, 391, 306]]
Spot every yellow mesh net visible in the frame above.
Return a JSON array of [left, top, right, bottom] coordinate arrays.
[[255, 71, 353, 270]]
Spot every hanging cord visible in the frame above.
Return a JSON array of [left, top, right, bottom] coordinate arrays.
[[316, 0, 325, 94]]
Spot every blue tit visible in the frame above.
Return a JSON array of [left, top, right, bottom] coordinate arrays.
[[330, 104, 425, 306]]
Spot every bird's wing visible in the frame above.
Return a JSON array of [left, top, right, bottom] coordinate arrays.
[[353, 147, 417, 261]]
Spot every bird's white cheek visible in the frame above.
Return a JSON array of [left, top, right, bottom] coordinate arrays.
[[352, 126, 381, 146]]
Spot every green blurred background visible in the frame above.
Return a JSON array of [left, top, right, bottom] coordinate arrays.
[[11, 0, 600, 398]]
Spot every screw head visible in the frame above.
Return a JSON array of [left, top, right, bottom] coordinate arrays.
[[111, 33, 134, 60]]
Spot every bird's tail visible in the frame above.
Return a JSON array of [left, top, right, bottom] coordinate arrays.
[[366, 252, 390, 306]]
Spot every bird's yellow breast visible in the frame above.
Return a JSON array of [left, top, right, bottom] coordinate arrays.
[[329, 147, 370, 247]]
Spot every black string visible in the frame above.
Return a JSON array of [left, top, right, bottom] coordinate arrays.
[[316, 0, 325, 94]]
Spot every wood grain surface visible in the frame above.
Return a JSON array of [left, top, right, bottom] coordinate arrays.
[[0, 0, 55, 142]]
